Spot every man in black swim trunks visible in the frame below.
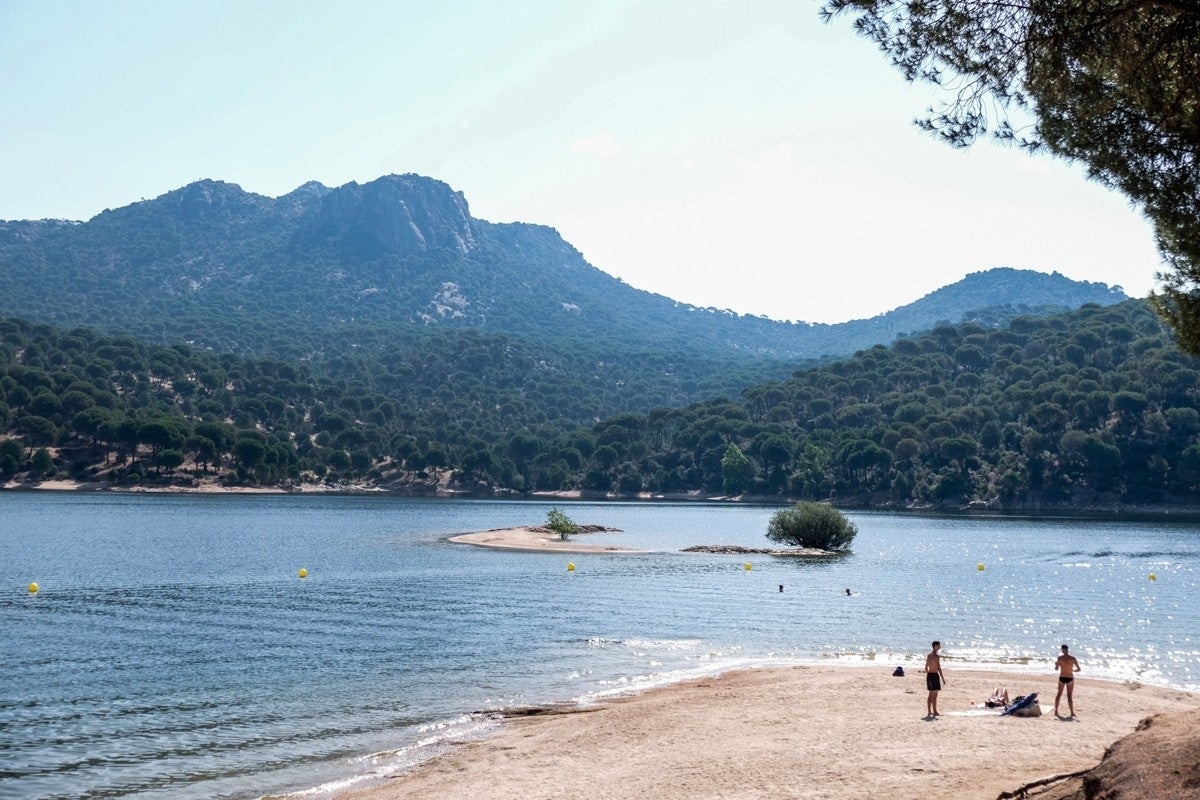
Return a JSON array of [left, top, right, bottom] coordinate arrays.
[[925, 641, 945, 718], [1054, 643, 1081, 717]]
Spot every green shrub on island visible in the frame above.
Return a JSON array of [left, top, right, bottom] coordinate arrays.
[[766, 501, 857, 551], [545, 508, 579, 540]]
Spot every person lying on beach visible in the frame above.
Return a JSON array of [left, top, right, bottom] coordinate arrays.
[[985, 687, 1009, 708]]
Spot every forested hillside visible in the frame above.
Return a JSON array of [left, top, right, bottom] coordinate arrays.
[[4, 300, 1200, 511], [0, 318, 783, 489], [526, 300, 1200, 509]]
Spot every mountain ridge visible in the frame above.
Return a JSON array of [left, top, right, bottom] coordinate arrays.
[[0, 173, 1127, 365]]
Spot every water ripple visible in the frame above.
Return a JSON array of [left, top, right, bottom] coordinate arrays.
[[2, 494, 1198, 799]]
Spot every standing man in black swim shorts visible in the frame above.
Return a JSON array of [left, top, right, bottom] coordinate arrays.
[[925, 641, 945, 718], [1054, 644, 1081, 717]]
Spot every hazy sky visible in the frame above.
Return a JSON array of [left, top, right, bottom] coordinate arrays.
[[0, 0, 1163, 323]]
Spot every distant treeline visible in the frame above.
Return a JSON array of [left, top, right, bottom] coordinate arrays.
[[3, 300, 1199, 510]]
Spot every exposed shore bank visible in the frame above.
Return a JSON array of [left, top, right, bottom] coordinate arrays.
[[8, 479, 1200, 518]]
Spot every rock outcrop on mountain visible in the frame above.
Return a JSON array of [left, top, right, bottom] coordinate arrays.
[[306, 174, 477, 257]]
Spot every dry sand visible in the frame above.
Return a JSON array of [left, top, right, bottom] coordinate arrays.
[[336, 665, 1197, 800], [448, 526, 644, 554]]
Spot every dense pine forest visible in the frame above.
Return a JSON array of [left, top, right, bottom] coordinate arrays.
[[571, 300, 1200, 509], [3, 299, 1199, 510], [0, 318, 687, 490]]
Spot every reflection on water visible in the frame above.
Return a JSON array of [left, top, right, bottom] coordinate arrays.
[[1, 494, 1198, 798]]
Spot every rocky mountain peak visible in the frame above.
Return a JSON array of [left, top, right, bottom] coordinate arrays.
[[172, 179, 254, 207], [290, 180, 330, 195], [276, 180, 331, 216], [309, 173, 477, 257], [121, 179, 275, 226]]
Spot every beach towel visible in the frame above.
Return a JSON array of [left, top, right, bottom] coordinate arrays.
[[1001, 693, 1042, 717]]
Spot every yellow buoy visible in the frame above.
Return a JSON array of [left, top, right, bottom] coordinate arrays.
[[27, 582, 39, 593], [977, 563, 985, 571], [567, 562, 575, 572], [298, 568, 308, 579], [744, 562, 752, 571], [1149, 573, 1157, 581]]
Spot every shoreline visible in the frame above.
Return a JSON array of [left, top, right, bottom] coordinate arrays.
[[9, 481, 1200, 519], [333, 664, 1198, 800]]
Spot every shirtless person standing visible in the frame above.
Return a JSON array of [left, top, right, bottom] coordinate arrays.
[[1055, 644, 1081, 717], [925, 641, 945, 718]]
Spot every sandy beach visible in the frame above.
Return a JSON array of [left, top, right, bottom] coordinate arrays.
[[448, 526, 644, 553], [336, 665, 1197, 800]]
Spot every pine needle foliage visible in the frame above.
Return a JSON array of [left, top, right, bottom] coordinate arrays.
[[822, 1, 1200, 353]]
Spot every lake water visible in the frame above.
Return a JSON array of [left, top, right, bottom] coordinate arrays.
[[2, 493, 1198, 799]]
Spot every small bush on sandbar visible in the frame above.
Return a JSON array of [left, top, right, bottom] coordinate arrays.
[[545, 507, 579, 540], [766, 501, 856, 550]]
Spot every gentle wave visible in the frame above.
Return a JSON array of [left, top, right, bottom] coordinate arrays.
[[268, 714, 500, 800], [1060, 548, 1198, 560]]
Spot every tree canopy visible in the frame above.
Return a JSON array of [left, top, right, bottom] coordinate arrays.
[[822, 1, 1200, 353], [766, 501, 857, 550], [545, 508, 579, 540]]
